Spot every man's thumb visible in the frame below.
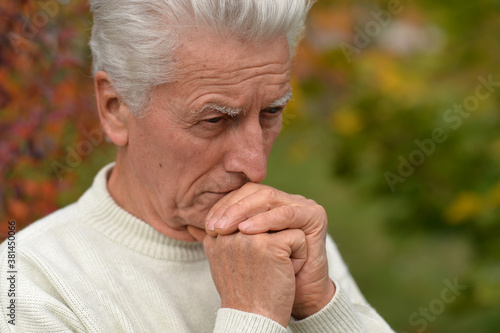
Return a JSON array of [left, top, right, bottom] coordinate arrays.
[[187, 225, 207, 243]]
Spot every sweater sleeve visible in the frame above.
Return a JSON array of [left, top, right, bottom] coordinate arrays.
[[214, 308, 287, 333], [288, 235, 394, 333]]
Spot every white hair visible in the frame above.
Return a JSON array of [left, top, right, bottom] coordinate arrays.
[[89, 0, 314, 117]]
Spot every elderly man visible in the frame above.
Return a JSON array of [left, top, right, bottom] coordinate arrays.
[[1, 0, 393, 332]]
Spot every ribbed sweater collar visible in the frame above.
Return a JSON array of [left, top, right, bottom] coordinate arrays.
[[78, 163, 206, 262]]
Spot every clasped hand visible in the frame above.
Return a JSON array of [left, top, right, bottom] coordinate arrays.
[[188, 183, 335, 327]]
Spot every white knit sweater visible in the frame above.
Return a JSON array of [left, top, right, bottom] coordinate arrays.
[[0, 164, 393, 332]]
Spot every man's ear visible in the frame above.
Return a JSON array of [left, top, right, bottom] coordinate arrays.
[[94, 71, 130, 147]]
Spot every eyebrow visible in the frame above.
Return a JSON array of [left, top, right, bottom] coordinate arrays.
[[194, 89, 293, 117], [196, 103, 244, 117], [268, 90, 293, 108]]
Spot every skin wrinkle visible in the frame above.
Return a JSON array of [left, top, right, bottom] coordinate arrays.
[[179, 67, 290, 90], [194, 89, 292, 118], [175, 55, 289, 96], [188, 85, 288, 110], [180, 78, 290, 124], [197, 61, 288, 80], [181, 73, 290, 108], [187, 60, 287, 77], [159, 69, 290, 122]]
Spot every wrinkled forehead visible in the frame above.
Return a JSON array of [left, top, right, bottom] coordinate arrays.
[[166, 31, 292, 110]]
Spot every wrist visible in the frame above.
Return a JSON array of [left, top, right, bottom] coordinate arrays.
[[221, 302, 291, 328], [292, 279, 336, 319]]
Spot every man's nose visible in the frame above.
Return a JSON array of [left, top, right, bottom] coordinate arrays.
[[224, 119, 268, 183]]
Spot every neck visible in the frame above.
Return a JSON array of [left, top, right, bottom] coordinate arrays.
[[107, 152, 200, 242]]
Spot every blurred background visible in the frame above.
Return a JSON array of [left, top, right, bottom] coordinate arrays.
[[1, 0, 499, 331]]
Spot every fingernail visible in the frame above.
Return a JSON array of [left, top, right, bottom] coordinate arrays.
[[239, 221, 249, 231], [214, 216, 227, 230], [206, 217, 217, 231]]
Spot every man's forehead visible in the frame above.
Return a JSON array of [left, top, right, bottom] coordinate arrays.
[[175, 33, 291, 82], [164, 33, 292, 118]]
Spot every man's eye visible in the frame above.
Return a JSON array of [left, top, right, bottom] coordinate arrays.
[[266, 107, 283, 115], [206, 117, 222, 123]]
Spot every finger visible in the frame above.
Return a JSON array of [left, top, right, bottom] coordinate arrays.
[[205, 228, 219, 237], [274, 229, 307, 275], [207, 182, 263, 218], [238, 204, 322, 236], [205, 182, 263, 231], [210, 186, 304, 234], [187, 225, 208, 243]]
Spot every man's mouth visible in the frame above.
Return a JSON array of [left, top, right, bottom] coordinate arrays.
[[201, 180, 248, 199]]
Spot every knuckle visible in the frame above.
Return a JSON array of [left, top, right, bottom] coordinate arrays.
[[314, 205, 328, 228], [305, 198, 318, 206], [281, 205, 296, 221], [315, 203, 326, 216], [293, 194, 307, 201], [260, 187, 277, 201]]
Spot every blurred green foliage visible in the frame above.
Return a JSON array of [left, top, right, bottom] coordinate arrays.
[[274, 1, 500, 331], [1, 0, 499, 332]]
